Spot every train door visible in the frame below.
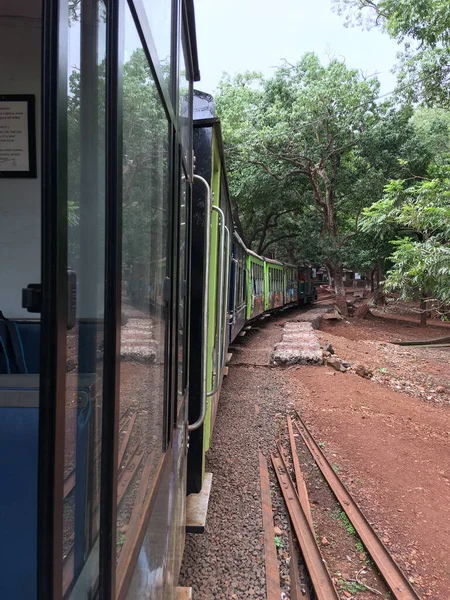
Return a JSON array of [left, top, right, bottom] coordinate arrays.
[[0, 0, 108, 596], [0, 0, 199, 598]]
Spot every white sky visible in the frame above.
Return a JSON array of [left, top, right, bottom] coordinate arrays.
[[194, 0, 400, 97]]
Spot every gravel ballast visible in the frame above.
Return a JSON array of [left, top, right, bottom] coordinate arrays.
[[179, 309, 310, 598]]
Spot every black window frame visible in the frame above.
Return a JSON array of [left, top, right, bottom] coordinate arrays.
[[38, 0, 199, 598]]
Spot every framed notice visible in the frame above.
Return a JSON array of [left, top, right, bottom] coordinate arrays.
[[0, 95, 36, 178]]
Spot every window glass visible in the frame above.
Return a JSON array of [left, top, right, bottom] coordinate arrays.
[[179, 36, 190, 165], [178, 169, 188, 404], [142, 0, 172, 87], [63, 1, 107, 595], [116, 4, 169, 579]]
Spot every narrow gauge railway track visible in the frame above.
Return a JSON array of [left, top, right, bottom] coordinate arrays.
[[271, 449, 340, 600], [272, 413, 422, 600]]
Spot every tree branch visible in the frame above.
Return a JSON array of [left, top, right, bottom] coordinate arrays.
[[260, 233, 298, 254], [339, 201, 363, 247]]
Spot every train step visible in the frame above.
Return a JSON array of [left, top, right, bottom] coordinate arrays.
[[176, 588, 193, 600], [186, 472, 213, 534]]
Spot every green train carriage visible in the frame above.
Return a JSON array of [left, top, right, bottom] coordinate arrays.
[[284, 263, 299, 305], [264, 258, 284, 310], [246, 251, 265, 320]]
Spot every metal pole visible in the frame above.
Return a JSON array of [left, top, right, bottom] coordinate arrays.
[[207, 204, 225, 397], [188, 175, 211, 431]]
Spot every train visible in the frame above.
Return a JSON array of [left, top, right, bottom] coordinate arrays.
[[186, 93, 316, 495], [0, 1, 315, 599]]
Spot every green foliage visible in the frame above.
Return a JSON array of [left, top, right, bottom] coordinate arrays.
[[216, 51, 438, 294], [333, 0, 450, 107], [216, 55, 389, 285], [333, 0, 450, 46], [339, 579, 367, 594], [362, 157, 450, 304]]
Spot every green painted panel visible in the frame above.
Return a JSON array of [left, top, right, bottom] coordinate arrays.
[[264, 262, 283, 310], [247, 254, 264, 319], [203, 133, 221, 463]]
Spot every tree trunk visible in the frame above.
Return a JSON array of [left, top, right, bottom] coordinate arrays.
[[330, 264, 348, 316], [420, 298, 427, 327], [372, 287, 385, 306], [354, 298, 372, 319], [326, 266, 333, 290], [370, 268, 376, 293]]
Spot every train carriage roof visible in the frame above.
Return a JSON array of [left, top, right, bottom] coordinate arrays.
[[264, 257, 283, 267], [247, 249, 264, 262]]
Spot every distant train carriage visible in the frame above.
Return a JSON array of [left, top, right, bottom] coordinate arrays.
[[298, 265, 317, 304], [284, 263, 299, 305], [246, 251, 265, 320], [264, 258, 284, 310], [229, 233, 248, 342]]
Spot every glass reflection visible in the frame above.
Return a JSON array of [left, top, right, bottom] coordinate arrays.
[[178, 172, 188, 410], [63, 1, 106, 596], [116, 5, 169, 589], [142, 0, 172, 87], [179, 38, 190, 164]]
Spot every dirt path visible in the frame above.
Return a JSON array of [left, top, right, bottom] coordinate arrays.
[[294, 366, 450, 599], [320, 316, 450, 407]]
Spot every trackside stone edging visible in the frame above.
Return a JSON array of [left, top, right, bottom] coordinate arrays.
[[271, 306, 333, 365]]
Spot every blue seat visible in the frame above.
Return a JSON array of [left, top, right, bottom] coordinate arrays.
[[15, 321, 40, 374], [0, 375, 39, 599], [0, 372, 98, 598]]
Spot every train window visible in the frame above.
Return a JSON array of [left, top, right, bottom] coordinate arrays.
[[179, 33, 191, 166], [62, 1, 107, 594], [178, 169, 188, 407], [141, 0, 172, 89], [117, 2, 169, 577]]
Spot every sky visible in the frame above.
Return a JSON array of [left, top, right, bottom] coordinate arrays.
[[194, 0, 400, 98]]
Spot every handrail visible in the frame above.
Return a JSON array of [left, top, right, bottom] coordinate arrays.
[[222, 225, 231, 368], [189, 175, 212, 432], [207, 205, 225, 398]]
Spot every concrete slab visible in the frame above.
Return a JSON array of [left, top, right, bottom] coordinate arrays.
[[186, 472, 213, 534], [176, 588, 193, 600], [271, 321, 323, 365]]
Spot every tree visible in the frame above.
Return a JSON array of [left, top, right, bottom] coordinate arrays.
[[217, 55, 391, 312], [361, 158, 450, 324], [333, 0, 450, 107], [216, 72, 312, 256]]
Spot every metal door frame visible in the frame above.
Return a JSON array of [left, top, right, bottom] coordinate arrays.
[[38, 0, 69, 596]]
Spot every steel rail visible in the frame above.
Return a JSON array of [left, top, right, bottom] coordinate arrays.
[[189, 175, 212, 431], [258, 452, 282, 600], [289, 526, 311, 600], [286, 416, 314, 531], [207, 204, 225, 398], [393, 335, 450, 346], [271, 450, 340, 600], [294, 417, 422, 600]]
